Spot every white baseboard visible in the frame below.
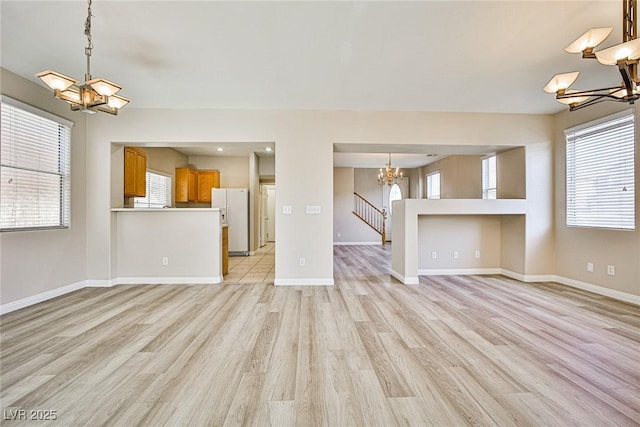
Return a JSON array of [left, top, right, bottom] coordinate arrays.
[[114, 276, 223, 285], [1, 280, 87, 315], [390, 269, 419, 285], [1, 276, 224, 315], [500, 270, 556, 283], [554, 275, 640, 306], [333, 242, 382, 246], [85, 279, 115, 288], [414, 269, 639, 306], [418, 268, 501, 276], [4, 271, 637, 315], [274, 278, 334, 286]]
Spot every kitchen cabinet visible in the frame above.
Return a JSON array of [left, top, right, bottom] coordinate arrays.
[[175, 168, 220, 203], [175, 167, 199, 203], [197, 170, 220, 203], [124, 147, 146, 197], [222, 226, 229, 276]]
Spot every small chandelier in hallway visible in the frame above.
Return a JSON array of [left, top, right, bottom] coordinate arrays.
[[377, 153, 403, 186]]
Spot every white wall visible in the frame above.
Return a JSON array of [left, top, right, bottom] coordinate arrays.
[[84, 109, 553, 287], [0, 68, 88, 306], [554, 103, 639, 297], [115, 209, 221, 282], [421, 155, 482, 199], [497, 147, 526, 199], [189, 155, 250, 188], [354, 169, 385, 209], [259, 155, 275, 177], [333, 167, 380, 244], [418, 216, 501, 270], [5, 69, 636, 305]]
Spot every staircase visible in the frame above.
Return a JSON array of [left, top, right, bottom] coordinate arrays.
[[353, 192, 387, 245]]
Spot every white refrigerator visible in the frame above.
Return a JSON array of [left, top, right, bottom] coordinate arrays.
[[212, 188, 249, 255]]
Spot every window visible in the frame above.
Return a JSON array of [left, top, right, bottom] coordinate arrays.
[[1, 96, 73, 231], [566, 110, 635, 230], [134, 170, 172, 208], [388, 183, 402, 215], [482, 155, 497, 199], [426, 172, 441, 199]]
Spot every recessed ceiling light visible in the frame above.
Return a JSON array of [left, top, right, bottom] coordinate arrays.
[[217, 147, 224, 152], [265, 147, 273, 152]]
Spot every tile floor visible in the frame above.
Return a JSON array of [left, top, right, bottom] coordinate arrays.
[[225, 242, 275, 283]]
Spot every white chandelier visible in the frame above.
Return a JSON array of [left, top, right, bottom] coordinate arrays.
[[545, 0, 639, 111], [377, 153, 403, 186], [36, 0, 129, 115]]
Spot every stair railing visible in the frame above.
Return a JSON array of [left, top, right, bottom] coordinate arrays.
[[353, 192, 386, 244]]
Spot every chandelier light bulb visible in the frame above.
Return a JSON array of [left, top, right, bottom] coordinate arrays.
[[595, 38, 640, 65], [565, 27, 613, 54], [543, 72, 580, 94]]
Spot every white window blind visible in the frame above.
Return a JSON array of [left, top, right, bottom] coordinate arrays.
[[134, 170, 172, 208], [566, 111, 635, 230], [482, 155, 497, 199], [426, 172, 441, 199], [1, 96, 73, 231]]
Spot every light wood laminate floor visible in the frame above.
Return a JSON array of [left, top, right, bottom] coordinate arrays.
[[1, 244, 639, 426]]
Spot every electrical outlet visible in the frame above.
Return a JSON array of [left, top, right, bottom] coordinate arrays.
[[587, 262, 594, 272], [162, 257, 169, 266], [453, 251, 459, 259], [299, 257, 306, 266], [475, 250, 480, 259], [607, 265, 615, 276], [431, 251, 437, 260], [283, 205, 292, 214], [337, 232, 341, 238]]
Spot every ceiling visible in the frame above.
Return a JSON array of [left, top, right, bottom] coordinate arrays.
[[0, 1, 626, 164], [333, 143, 515, 168], [170, 142, 274, 158]]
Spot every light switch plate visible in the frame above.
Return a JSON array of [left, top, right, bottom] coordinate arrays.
[[306, 205, 321, 214]]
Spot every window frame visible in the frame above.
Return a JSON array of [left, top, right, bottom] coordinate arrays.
[[482, 155, 497, 200], [565, 109, 635, 231], [426, 171, 441, 200], [1, 96, 74, 232]]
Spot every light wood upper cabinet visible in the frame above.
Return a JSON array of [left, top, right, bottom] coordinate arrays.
[[124, 147, 146, 198], [197, 170, 220, 203], [188, 169, 198, 202], [175, 167, 196, 203], [175, 167, 219, 203]]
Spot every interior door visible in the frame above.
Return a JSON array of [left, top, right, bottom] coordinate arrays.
[[260, 186, 268, 247], [266, 186, 276, 242]]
